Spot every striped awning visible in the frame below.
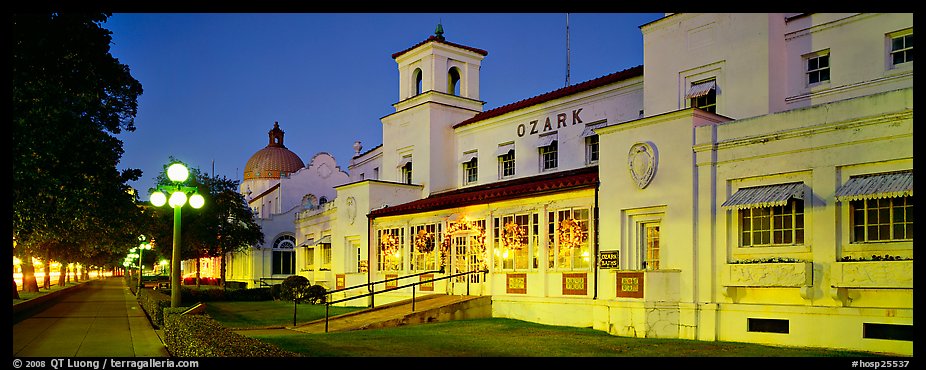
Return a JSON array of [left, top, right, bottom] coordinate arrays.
[[495, 143, 514, 156], [581, 121, 608, 138], [722, 182, 804, 210], [460, 151, 478, 163], [835, 171, 912, 202], [396, 155, 412, 168], [685, 80, 716, 99], [302, 235, 331, 247], [537, 133, 558, 147]]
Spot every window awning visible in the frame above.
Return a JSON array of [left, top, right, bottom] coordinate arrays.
[[298, 239, 315, 248], [835, 171, 912, 202], [686, 80, 716, 99], [460, 151, 478, 163], [495, 143, 514, 156], [721, 182, 804, 210], [581, 121, 608, 138], [315, 235, 332, 245], [537, 133, 558, 148], [396, 156, 411, 168]]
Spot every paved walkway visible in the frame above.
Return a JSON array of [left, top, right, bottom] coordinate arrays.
[[13, 277, 170, 357]]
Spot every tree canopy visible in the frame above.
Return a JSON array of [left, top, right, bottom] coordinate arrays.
[[13, 12, 145, 293]]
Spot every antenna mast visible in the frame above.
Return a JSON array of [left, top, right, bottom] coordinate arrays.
[[565, 13, 571, 87]]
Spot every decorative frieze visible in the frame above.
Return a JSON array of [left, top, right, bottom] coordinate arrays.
[[725, 262, 813, 287], [831, 260, 912, 288]]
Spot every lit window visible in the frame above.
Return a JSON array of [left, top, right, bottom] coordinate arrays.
[[807, 53, 830, 85], [378, 227, 405, 271], [548, 208, 591, 270], [494, 213, 537, 271], [890, 32, 913, 66], [411, 223, 440, 271]]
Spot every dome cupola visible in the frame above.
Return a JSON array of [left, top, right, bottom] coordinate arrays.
[[243, 122, 305, 180]]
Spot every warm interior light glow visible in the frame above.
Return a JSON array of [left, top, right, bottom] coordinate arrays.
[[150, 191, 167, 207], [189, 193, 205, 209], [13, 257, 21, 266], [167, 163, 189, 182], [169, 191, 187, 208]]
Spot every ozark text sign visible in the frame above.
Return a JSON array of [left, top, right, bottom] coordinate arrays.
[[599, 250, 619, 269]]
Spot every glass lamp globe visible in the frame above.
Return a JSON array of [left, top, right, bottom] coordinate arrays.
[[168, 191, 187, 208], [150, 191, 167, 207], [189, 193, 205, 209], [167, 163, 189, 183]]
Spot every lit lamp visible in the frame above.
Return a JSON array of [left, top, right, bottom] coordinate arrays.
[[149, 162, 205, 308], [135, 235, 152, 290]]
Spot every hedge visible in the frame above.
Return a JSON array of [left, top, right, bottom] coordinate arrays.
[[162, 308, 300, 357]]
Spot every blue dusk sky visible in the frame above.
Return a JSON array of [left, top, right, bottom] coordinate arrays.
[[105, 13, 664, 194]]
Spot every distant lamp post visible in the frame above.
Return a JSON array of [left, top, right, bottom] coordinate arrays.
[[149, 162, 205, 308], [135, 235, 152, 290]]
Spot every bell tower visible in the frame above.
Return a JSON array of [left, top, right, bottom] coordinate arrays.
[[381, 24, 489, 195]]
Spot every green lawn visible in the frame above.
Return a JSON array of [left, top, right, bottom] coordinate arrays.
[[205, 300, 888, 357]]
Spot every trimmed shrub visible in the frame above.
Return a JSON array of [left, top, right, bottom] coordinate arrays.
[[137, 288, 171, 328], [162, 309, 300, 357], [279, 275, 311, 303], [225, 287, 272, 301], [307, 284, 327, 304]]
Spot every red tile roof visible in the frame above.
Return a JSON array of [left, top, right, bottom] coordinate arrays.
[[452, 65, 644, 129], [369, 166, 599, 218], [392, 35, 489, 60]]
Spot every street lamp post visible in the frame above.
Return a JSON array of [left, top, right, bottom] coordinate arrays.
[[149, 162, 205, 308], [136, 235, 152, 291]]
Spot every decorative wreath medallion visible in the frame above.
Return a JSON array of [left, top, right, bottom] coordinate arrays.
[[558, 219, 586, 249], [628, 142, 657, 189], [380, 232, 400, 258], [414, 229, 435, 253], [502, 222, 527, 250]]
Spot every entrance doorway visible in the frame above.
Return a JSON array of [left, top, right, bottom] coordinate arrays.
[[449, 232, 485, 295]]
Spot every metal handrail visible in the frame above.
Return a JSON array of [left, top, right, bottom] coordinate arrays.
[[323, 268, 488, 333]]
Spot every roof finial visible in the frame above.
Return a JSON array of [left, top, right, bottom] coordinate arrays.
[[435, 22, 445, 41]]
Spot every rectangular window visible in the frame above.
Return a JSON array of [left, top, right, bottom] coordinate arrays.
[[687, 79, 716, 113], [539, 141, 558, 171], [851, 197, 913, 242], [320, 242, 331, 268], [748, 318, 789, 334], [586, 135, 599, 164], [373, 167, 379, 180], [378, 227, 405, 271], [641, 222, 660, 270], [890, 32, 913, 66], [548, 208, 591, 270], [740, 200, 804, 247], [494, 213, 535, 271], [863, 323, 913, 341], [401, 162, 412, 184], [807, 53, 830, 85], [272, 250, 295, 275], [499, 151, 515, 178], [411, 223, 440, 271], [463, 158, 478, 185]]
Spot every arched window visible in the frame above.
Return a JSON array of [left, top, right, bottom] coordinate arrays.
[[448, 67, 461, 96], [414, 68, 423, 95], [319, 196, 328, 205], [272, 234, 296, 275]]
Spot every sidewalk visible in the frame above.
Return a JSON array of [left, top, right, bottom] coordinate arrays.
[[12, 277, 170, 357]]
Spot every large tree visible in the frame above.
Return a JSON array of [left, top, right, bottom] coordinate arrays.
[[12, 12, 144, 296]]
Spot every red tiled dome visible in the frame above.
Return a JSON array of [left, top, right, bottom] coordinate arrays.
[[243, 122, 304, 180]]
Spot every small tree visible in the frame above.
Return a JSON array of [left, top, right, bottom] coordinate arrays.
[[280, 275, 311, 327]]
